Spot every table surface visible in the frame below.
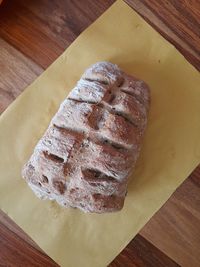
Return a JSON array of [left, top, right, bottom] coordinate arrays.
[[0, 1, 200, 266]]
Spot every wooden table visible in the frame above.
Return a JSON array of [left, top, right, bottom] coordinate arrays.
[[0, 1, 199, 266]]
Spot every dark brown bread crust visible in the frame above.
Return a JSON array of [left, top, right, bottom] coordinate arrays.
[[22, 62, 150, 213]]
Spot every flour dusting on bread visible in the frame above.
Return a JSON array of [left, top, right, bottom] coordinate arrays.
[[22, 62, 150, 213]]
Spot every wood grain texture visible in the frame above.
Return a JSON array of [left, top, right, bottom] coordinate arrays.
[[0, 0, 115, 69], [0, 38, 43, 113], [141, 167, 200, 267], [125, 0, 200, 71], [0, 0, 200, 266], [109, 235, 180, 267]]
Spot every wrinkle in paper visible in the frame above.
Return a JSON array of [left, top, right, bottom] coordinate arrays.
[[0, 1, 200, 267]]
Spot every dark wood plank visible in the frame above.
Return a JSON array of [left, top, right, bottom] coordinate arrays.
[[0, 0, 115, 69], [109, 235, 180, 267], [141, 166, 200, 267], [126, 0, 200, 70], [0, 38, 43, 113], [0, 0, 200, 266]]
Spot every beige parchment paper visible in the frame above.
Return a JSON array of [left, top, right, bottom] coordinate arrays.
[[0, 1, 200, 266]]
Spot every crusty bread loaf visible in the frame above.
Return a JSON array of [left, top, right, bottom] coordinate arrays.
[[22, 62, 150, 213]]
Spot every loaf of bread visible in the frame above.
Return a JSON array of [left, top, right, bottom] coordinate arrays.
[[22, 62, 150, 213]]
